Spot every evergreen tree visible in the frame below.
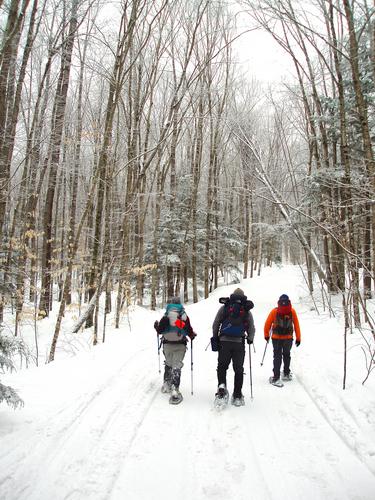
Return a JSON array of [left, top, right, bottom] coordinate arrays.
[[0, 326, 27, 409]]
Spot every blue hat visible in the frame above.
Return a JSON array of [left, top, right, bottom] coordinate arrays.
[[278, 294, 291, 306]]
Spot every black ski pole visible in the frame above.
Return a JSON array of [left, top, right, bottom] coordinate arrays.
[[260, 340, 269, 366], [154, 320, 162, 374], [190, 338, 194, 395], [248, 343, 253, 399], [157, 335, 162, 374]]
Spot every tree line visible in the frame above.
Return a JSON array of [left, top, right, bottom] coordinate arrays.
[[0, 0, 373, 377]]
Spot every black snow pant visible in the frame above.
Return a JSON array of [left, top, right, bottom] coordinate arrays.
[[217, 340, 245, 398], [272, 338, 293, 379]]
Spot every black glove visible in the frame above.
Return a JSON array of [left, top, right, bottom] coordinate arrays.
[[295, 340, 300, 347], [265, 337, 270, 343], [156, 315, 169, 334], [210, 336, 220, 352], [246, 337, 253, 345]]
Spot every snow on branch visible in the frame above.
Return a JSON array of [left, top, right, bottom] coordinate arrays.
[[232, 125, 328, 285]]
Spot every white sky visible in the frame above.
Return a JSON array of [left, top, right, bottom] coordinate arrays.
[[231, 5, 297, 85], [233, 27, 296, 83]]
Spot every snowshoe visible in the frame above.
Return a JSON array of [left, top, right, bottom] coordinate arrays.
[[231, 395, 245, 407], [214, 385, 229, 410], [161, 381, 172, 393], [169, 386, 183, 405], [269, 376, 284, 388], [282, 372, 293, 382]]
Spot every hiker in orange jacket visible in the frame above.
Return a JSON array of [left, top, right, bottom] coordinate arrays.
[[264, 294, 301, 386]]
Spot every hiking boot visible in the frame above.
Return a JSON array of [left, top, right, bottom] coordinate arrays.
[[215, 383, 228, 399], [282, 372, 293, 381], [170, 384, 180, 396], [169, 385, 183, 405], [231, 394, 245, 406], [269, 376, 284, 387], [214, 384, 229, 408], [161, 381, 172, 393]]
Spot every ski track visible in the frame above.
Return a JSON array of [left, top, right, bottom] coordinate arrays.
[[104, 340, 375, 500], [295, 371, 375, 478], [2, 351, 374, 500], [1, 268, 375, 500], [0, 347, 160, 500], [0, 348, 142, 463]]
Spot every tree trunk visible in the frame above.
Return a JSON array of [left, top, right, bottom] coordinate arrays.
[[38, 0, 78, 317]]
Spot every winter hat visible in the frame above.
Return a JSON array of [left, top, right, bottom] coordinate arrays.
[[233, 288, 245, 296], [278, 294, 290, 304], [170, 296, 181, 304]]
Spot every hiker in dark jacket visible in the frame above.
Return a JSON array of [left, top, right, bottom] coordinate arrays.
[[264, 294, 301, 386], [154, 296, 196, 404], [212, 287, 255, 406]]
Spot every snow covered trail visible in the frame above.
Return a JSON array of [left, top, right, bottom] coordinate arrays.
[[1, 265, 375, 500], [110, 342, 375, 500], [0, 343, 162, 500]]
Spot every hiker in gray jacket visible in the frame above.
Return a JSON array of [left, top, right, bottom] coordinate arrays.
[[212, 287, 255, 406]]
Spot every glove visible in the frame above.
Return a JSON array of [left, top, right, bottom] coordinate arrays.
[[153, 320, 159, 330], [295, 340, 300, 347], [265, 337, 270, 343], [189, 331, 197, 340], [210, 336, 220, 352], [246, 337, 253, 345]]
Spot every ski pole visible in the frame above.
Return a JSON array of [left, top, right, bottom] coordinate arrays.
[[154, 320, 162, 374], [157, 335, 162, 373], [260, 340, 269, 366], [205, 340, 211, 351], [190, 338, 194, 395], [248, 343, 253, 399]]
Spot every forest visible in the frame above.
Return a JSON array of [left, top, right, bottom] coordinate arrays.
[[0, 0, 374, 373]]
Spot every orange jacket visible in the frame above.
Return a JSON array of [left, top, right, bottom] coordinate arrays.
[[264, 307, 301, 341]]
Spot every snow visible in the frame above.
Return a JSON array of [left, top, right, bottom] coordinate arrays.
[[1, 265, 375, 500]]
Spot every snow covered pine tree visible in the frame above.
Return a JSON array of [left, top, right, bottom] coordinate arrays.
[[0, 327, 28, 409]]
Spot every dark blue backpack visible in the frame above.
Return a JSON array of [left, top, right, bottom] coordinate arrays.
[[220, 297, 247, 337]]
